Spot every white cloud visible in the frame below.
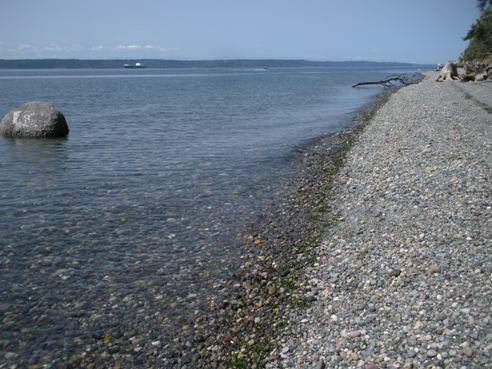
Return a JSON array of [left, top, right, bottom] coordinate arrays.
[[115, 44, 177, 52], [0, 42, 178, 58], [116, 44, 141, 50]]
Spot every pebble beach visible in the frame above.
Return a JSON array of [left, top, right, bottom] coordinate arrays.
[[274, 73, 492, 369]]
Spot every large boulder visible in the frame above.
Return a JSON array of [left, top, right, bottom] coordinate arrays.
[[0, 101, 69, 138]]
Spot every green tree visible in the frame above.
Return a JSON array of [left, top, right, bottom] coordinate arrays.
[[478, 0, 491, 11], [462, 1, 492, 61]]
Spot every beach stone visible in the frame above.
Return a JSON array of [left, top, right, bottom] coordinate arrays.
[[462, 345, 474, 357], [427, 349, 437, 358], [0, 101, 69, 138], [363, 361, 379, 369]]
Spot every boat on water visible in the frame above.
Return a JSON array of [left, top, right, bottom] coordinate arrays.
[[123, 62, 146, 69]]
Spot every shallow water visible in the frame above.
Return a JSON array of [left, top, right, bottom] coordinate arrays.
[[0, 65, 424, 365]]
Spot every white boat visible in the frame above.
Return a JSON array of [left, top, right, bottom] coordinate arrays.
[[124, 62, 146, 69]]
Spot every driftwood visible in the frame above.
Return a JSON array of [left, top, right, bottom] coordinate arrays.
[[463, 61, 490, 74], [461, 73, 489, 82], [436, 62, 459, 81], [352, 76, 411, 88], [461, 61, 490, 82]]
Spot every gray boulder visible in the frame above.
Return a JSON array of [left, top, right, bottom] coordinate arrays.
[[0, 101, 69, 138]]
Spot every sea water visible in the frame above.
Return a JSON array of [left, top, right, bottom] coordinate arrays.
[[0, 64, 424, 365]]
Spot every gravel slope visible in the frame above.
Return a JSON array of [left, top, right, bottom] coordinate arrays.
[[275, 74, 492, 369]]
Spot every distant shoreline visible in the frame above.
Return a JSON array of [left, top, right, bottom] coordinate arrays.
[[0, 59, 430, 69]]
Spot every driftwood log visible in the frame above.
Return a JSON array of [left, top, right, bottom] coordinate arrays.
[[461, 61, 490, 82], [436, 62, 459, 81], [352, 76, 411, 88]]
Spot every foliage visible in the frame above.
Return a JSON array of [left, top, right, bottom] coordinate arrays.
[[462, 3, 492, 62], [478, 0, 491, 11]]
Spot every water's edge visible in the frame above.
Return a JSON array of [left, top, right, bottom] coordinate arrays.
[[0, 70, 425, 368], [190, 82, 415, 369]]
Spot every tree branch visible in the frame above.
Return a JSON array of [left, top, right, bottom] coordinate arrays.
[[352, 76, 409, 88]]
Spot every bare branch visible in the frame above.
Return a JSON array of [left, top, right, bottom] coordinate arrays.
[[352, 76, 409, 88]]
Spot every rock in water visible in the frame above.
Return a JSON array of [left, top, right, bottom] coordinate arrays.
[[0, 101, 69, 138]]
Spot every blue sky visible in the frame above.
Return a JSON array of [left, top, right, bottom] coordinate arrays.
[[0, 0, 480, 64]]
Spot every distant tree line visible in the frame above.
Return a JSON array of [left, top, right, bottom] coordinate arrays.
[[462, 0, 492, 61], [0, 59, 423, 70]]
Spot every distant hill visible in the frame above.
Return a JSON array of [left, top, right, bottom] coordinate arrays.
[[0, 59, 426, 69]]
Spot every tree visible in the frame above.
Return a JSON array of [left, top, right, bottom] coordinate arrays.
[[478, 0, 492, 11], [461, 1, 492, 61]]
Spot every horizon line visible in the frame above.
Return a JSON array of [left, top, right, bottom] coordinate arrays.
[[0, 58, 432, 65]]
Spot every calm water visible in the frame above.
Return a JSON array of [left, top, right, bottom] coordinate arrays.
[[0, 65, 424, 366]]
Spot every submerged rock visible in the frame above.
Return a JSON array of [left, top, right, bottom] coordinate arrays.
[[0, 101, 69, 138]]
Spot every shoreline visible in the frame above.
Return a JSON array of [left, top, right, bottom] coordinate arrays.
[[277, 74, 491, 369], [190, 84, 409, 369], [0, 68, 427, 369]]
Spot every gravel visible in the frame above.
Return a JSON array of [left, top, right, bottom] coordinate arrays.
[[273, 74, 492, 369]]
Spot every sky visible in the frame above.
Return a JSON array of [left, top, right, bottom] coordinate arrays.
[[0, 0, 481, 64]]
